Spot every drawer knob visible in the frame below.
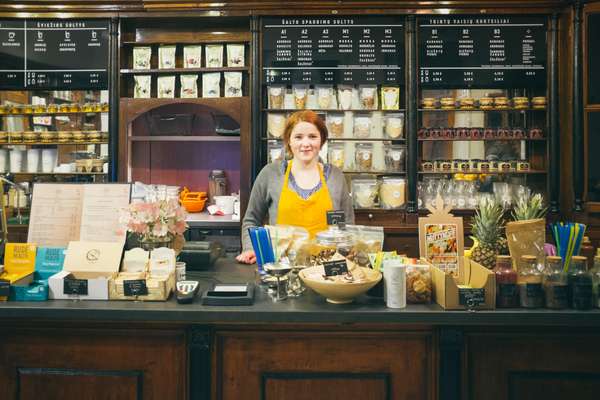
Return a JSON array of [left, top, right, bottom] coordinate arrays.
[[368, 213, 374, 220]]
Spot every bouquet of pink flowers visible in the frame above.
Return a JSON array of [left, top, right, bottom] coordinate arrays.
[[121, 199, 188, 243]]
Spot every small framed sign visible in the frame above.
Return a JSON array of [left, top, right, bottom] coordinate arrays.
[[63, 277, 88, 295], [323, 259, 348, 277], [123, 279, 148, 296]]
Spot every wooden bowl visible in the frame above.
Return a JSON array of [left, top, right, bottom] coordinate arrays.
[[299, 265, 382, 304]]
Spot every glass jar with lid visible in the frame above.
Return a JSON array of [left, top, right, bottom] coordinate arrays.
[[568, 255, 593, 310], [314, 226, 356, 265], [590, 255, 600, 308], [493, 255, 519, 308], [518, 255, 544, 308], [352, 178, 378, 209], [543, 256, 568, 309]]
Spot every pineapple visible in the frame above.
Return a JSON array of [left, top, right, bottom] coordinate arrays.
[[470, 197, 508, 269], [511, 193, 547, 221]]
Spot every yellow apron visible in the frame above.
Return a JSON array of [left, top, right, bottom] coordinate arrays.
[[276, 161, 333, 238]]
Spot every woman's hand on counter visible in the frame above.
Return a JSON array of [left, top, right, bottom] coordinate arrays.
[[236, 250, 256, 264]]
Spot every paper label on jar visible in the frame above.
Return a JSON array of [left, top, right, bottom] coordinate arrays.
[[392, 152, 400, 161], [362, 152, 371, 161], [270, 87, 282, 96], [457, 198, 466, 208], [393, 191, 401, 198]]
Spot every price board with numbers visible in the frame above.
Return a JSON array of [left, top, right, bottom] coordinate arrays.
[[0, 19, 109, 90], [262, 16, 404, 85], [418, 16, 547, 88]]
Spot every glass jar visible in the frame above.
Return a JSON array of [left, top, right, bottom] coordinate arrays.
[[352, 178, 378, 209], [590, 255, 600, 308], [543, 256, 568, 309], [494, 255, 519, 308], [518, 255, 544, 308], [568, 255, 593, 310], [353, 115, 372, 138], [355, 143, 373, 172], [315, 226, 356, 264], [379, 177, 405, 209], [328, 142, 345, 170], [384, 144, 405, 172], [384, 114, 404, 139]]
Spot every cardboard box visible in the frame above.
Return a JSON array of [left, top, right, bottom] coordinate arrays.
[[430, 257, 496, 310], [0, 243, 36, 301], [109, 271, 175, 301], [10, 247, 66, 301], [49, 241, 123, 300]]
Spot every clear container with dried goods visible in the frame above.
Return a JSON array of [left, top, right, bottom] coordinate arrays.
[[268, 85, 285, 109], [328, 142, 345, 170], [267, 113, 287, 139], [518, 255, 544, 308], [494, 255, 519, 308], [292, 85, 308, 109], [226, 44, 245, 67], [315, 85, 334, 109], [183, 45, 202, 68], [355, 143, 373, 172], [315, 226, 357, 264], [327, 113, 345, 138], [133, 46, 152, 69], [359, 85, 377, 110], [268, 140, 285, 164], [591, 255, 600, 308], [158, 45, 176, 69], [381, 86, 400, 110], [205, 44, 224, 68], [384, 114, 404, 139], [337, 85, 354, 110], [384, 144, 405, 172], [406, 264, 432, 303], [543, 256, 568, 309], [352, 178, 378, 209], [353, 115, 372, 139], [568, 256, 593, 310], [379, 177, 405, 209]]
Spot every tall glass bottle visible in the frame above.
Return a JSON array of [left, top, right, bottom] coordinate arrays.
[[568, 256, 593, 310], [590, 255, 600, 309], [518, 255, 544, 308], [494, 255, 519, 308], [543, 256, 568, 309]]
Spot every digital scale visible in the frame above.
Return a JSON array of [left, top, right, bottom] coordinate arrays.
[[201, 283, 254, 306]]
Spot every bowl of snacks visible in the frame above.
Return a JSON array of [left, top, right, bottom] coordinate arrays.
[[300, 259, 382, 304]]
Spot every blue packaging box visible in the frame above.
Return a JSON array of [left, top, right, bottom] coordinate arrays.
[[10, 247, 66, 301]]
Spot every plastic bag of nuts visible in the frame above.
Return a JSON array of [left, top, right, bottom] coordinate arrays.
[[406, 264, 432, 303]]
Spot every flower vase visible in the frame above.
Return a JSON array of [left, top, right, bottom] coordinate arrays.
[[139, 238, 172, 251]]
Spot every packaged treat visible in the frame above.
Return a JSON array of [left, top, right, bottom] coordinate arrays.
[[384, 114, 404, 139], [224, 72, 243, 97], [379, 177, 405, 209], [440, 97, 455, 109], [337, 85, 353, 110], [269, 86, 285, 109], [316, 85, 334, 109], [268, 140, 284, 163], [352, 178, 378, 208], [328, 142, 345, 170], [134, 75, 151, 98], [381, 86, 400, 110], [327, 113, 344, 138], [459, 97, 474, 109], [513, 96, 529, 109], [205, 44, 224, 68], [359, 85, 377, 109], [479, 97, 494, 109], [180, 75, 198, 98], [267, 113, 286, 139], [293, 85, 308, 109], [158, 45, 176, 69], [406, 264, 432, 303], [384, 144, 405, 172], [353, 115, 372, 139], [133, 46, 151, 69], [157, 76, 175, 98], [226, 44, 245, 67], [422, 97, 436, 109], [183, 45, 202, 68], [202, 72, 221, 98], [355, 142, 373, 172]]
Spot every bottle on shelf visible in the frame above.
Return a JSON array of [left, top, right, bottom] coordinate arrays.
[[493, 255, 519, 308], [518, 255, 544, 308], [567, 256, 593, 310], [543, 256, 568, 309], [590, 255, 600, 309]]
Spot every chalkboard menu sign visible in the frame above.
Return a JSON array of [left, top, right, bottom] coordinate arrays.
[[262, 16, 404, 85], [588, 13, 600, 105], [0, 19, 109, 90], [418, 16, 547, 88]]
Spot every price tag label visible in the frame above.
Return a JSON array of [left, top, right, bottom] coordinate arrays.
[[323, 259, 348, 277], [326, 210, 346, 227], [124, 279, 148, 296], [63, 277, 88, 295], [0, 279, 10, 297], [459, 288, 485, 308]]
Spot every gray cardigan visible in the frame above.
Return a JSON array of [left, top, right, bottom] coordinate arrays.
[[241, 161, 355, 251]]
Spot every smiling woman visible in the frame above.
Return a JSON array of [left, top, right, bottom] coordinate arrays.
[[237, 110, 354, 265]]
